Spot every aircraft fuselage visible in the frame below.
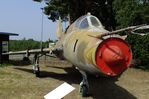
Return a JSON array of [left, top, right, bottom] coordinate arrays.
[[62, 14, 132, 77]]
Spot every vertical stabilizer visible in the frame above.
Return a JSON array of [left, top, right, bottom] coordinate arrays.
[[56, 17, 62, 39]]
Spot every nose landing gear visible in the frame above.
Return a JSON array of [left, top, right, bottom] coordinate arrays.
[[78, 69, 89, 97]]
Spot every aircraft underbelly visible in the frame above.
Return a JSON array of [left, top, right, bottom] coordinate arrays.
[[64, 51, 100, 74]]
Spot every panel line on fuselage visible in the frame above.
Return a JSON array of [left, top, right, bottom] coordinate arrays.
[[73, 39, 79, 52]]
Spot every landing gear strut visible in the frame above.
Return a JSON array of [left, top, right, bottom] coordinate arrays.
[[79, 70, 89, 97], [33, 54, 41, 77], [32, 53, 56, 77]]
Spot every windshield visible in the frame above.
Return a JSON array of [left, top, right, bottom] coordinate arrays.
[[90, 17, 100, 27], [79, 18, 89, 29]]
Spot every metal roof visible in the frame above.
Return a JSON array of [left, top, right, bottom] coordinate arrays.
[[0, 32, 18, 36]]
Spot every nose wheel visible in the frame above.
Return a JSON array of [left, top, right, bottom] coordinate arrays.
[[80, 84, 89, 97]]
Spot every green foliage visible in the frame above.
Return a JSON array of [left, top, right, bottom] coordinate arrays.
[[113, 0, 149, 66], [33, 0, 116, 30], [9, 39, 52, 51], [113, 0, 149, 28], [33, 0, 149, 67], [126, 34, 149, 65]]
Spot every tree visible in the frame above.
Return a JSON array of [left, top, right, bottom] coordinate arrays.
[[9, 39, 52, 51], [33, 0, 116, 30], [113, 0, 149, 66], [33, 0, 149, 67], [113, 0, 149, 28]]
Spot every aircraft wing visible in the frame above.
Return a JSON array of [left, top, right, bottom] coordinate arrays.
[[2, 42, 63, 58], [2, 48, 51, 55]]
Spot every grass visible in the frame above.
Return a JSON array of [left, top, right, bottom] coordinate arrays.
[[0, 59, 31, 68], [0, 56, 149, 99], [0, 64, 149, 99]]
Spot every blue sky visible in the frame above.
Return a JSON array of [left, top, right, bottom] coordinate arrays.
[[0, 0, 57, 41]]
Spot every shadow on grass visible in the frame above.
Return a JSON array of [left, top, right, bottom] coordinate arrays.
[[4, 59, 31, 66], [15, 66, 136, 99], [15, 67, 81, 84], [89, 76, 136, 99], [134, 65, 149, 71]]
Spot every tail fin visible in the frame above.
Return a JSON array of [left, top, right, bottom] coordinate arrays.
[[56, 17, 62, 39]]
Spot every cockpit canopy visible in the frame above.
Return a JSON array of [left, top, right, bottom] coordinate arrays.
[[74, 14, 103, 29]]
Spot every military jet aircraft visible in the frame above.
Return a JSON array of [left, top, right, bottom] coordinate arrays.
[[3, 13, 149, 97]]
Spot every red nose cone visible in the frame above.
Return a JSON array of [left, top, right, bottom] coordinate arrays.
[[96, 37, 132, 76]]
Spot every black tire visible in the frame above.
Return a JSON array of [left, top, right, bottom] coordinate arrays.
[[80, 85, 88, 97]]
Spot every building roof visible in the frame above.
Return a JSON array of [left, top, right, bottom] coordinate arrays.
[[0, 32, 18, 36]]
